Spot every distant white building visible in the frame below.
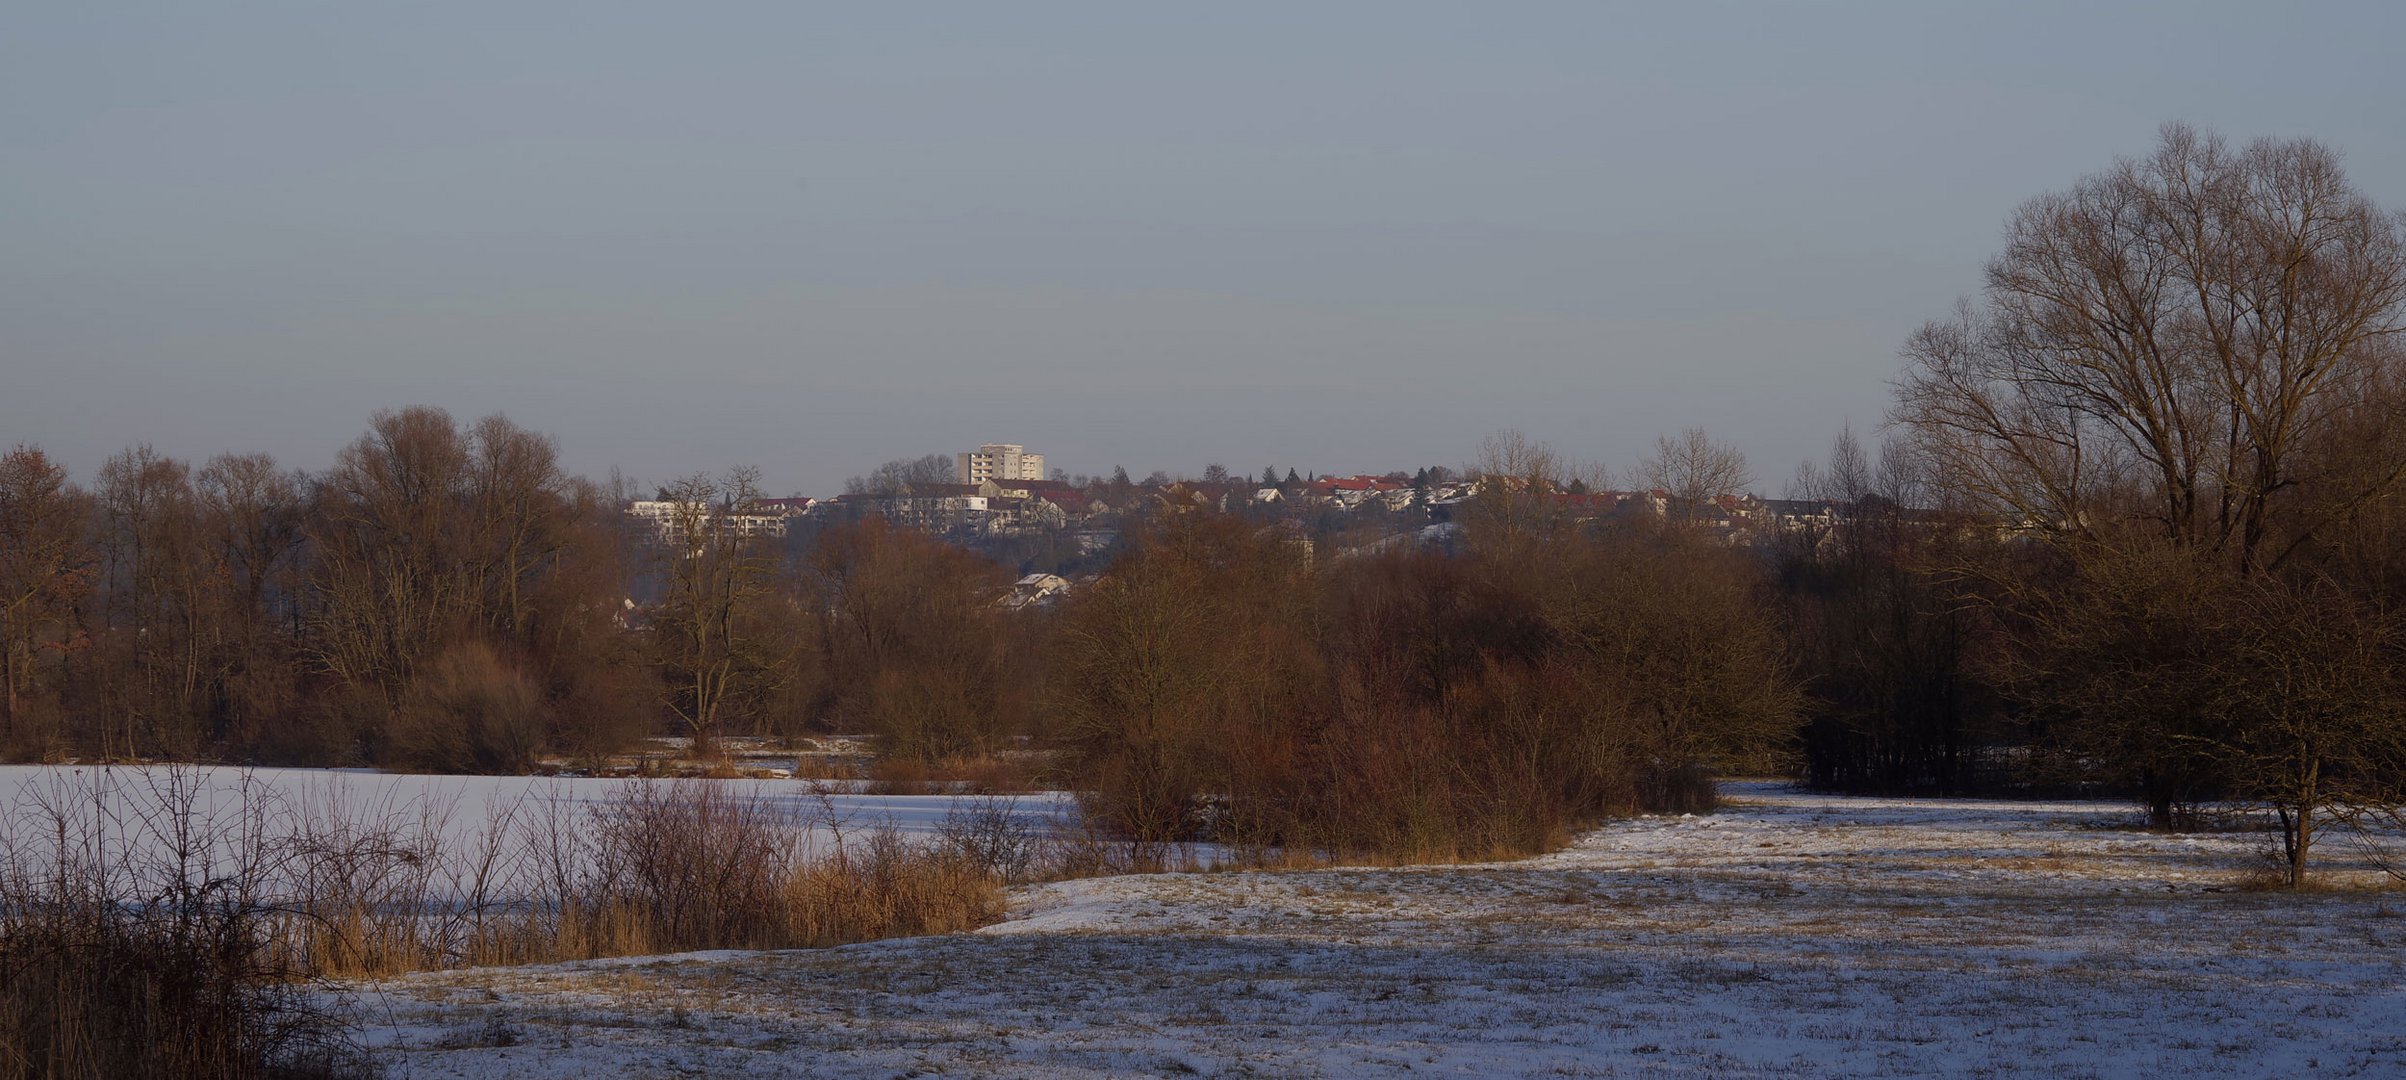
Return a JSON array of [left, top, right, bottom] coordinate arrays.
[[888, 487, 990, 533], [626, 500, 794, 546], [957, 443, 1046, 485]]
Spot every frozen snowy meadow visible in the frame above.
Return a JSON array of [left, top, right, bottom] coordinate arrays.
[[0, 765, 1077, 862], [347, 783, 2406, 1078]]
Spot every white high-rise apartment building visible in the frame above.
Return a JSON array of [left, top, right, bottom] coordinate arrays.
[[957, 443, 1046, 484]]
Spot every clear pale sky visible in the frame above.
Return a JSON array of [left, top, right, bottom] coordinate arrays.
[[6, 2, 2403, 496]]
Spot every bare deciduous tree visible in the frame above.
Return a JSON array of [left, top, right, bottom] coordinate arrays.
[[649, 467, 794, 754], [842, 454, 956, 496], [90, 446, 211, 757], [806, 518, 1019, 761], [194, 452, 308, 750], [1636, 427, 1751, 526], [196, 453, 305, 633], [466, 414, 568, 639], [1462, 429, 1593, 544], [2216, 580, 2403, 887], [0, 446, 92, 745], [310, 406, 477, 691], [1892, 125, 2406, 881], [1894, 123, 2406, 574]]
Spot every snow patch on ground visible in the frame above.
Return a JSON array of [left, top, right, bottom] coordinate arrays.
[[0, 765, 1076, 862], [355, 784, 2406, 1078]]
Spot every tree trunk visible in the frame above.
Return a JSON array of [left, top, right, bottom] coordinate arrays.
[[2288, 755, 2319, 889]]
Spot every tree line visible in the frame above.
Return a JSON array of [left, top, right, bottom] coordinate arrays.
[[0, 407, 1798, 863], [0, 412, 1048, 774]]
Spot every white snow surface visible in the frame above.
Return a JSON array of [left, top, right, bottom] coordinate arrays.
[[0, 765, 1075, 862], [351, 783, 2406, 1078]]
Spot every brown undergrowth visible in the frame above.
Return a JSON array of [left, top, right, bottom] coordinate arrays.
[[0, 768, 1010, 1078]]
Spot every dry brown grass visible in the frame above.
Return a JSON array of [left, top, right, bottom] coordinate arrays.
[[784, 832, 1004, 947], [0, 769, 371, 1080], [0, 917, 369, 1080], [0, 767, 1013, 1077]]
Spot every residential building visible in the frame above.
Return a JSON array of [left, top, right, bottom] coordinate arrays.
[[957, 443, 1047, 485], [828, 483, 992, 534], [625, 499, 796, 547], [1000, 573, 1074, 611]]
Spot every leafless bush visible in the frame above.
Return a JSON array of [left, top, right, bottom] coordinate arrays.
[[0, 767, 374, 1080], [384, 644, 546, 775], [1051, 515, 1799, 865], [936, 795, 1042, 883], [863, 756, 943, 795], [0, 767, 1015, 1074], [588, 778, 797, 950]]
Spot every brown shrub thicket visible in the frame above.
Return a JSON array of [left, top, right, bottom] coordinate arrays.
[[1053, 513, 1801, 862], [806, 519, 1032, 762], [11, 410, 1793, 829], [1050, 516, 1321, 857], [0, 768, 1008, 1071], [384, 643, 546, 774], [0, 913, 366, 1080], [0, 770, 364, 1080]]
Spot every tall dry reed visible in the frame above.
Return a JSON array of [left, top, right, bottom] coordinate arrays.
[[0, 767, 1016, 1078]]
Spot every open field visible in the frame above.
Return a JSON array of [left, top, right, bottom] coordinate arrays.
[[0, 765, 1076, 862], [352, 783, 2406, 1078]]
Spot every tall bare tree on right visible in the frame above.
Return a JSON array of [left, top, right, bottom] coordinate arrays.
[[1893, 124, 2406, 883], [1894, 123, 2406, 573]]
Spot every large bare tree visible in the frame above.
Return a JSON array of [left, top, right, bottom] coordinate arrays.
[[194, 452, 307, 748], [1893, 125, 2406, 882], [465, 414, 569, 639], [310, 407, 478, 690], [1894, 123, 2406, 574], [806, 517, 1019, 761], [91, 445, 212, 756]]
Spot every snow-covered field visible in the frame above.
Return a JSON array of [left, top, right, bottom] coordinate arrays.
[[354, 783, 2406, 1078], [0, 765, 1076, 862]]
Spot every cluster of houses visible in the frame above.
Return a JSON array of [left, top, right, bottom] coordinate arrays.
[[623, 442, 1860, 556]]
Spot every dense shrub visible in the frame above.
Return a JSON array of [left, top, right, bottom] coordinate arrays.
[[0, 768, 1009, 1074], [807, 519, 1033, 761], [0, 770, 366, 1080], [0, 914, 366, 1080], [1052, 515, 1801, 863], [385, 644, 546, 774]]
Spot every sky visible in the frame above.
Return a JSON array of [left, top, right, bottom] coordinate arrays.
[[6, 2, 2404, 497]]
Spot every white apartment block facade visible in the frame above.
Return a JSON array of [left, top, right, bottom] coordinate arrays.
[[956, 443, 1046, 484], [626, 500, 792, 546]]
